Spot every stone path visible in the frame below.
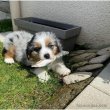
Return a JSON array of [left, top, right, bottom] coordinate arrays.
[[66, 62, 110, 109]]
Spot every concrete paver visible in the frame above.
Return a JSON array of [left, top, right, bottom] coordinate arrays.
[[90, 63, 110, 95], [66, 85, 110, 109], [66, 62, 110, 109]]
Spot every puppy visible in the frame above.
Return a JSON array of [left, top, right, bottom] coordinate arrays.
[[2, 31, 71, 82]]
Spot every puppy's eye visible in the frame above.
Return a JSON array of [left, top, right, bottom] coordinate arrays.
[[48, 44, 54, 48], [34, 47, 41, 52]]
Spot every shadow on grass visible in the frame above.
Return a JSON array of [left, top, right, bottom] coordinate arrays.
[[16, 64, 36, 78]]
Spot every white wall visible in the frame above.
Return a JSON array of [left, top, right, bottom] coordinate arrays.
[[20, 1, 110, 49]]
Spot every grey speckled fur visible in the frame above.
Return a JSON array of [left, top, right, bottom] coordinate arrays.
[[3, 31, 33, 65]]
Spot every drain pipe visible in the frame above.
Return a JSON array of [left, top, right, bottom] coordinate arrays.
[[9, 1, 21, 31]]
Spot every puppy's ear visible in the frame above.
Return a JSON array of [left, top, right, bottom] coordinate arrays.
[[53, 39, 62, 55], [26, 34, 36, 59], [26, 43, 34, 59]]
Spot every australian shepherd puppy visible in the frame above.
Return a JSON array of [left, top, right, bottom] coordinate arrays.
[[2, 31, 71, 82]]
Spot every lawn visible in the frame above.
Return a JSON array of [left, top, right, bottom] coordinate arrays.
[[0, 42, 62, 109]]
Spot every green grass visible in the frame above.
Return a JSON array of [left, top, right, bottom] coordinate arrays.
[[0, 19, 12, 32], [0, 42, 61, 109]]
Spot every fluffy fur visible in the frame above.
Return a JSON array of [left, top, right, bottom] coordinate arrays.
[[3, 31, 71, 82]]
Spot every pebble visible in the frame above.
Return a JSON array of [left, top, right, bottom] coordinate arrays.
[[70, 52, 96, 63], [63, 72, 92, 84], [77, 64, 103, 71], [69, 50, 86, 57], [97, 47, 110, 55], [89, 54, 110, 64], [86, 49, 97, 53], [70, 50, 97, 57], [71, 61, 88, 69]]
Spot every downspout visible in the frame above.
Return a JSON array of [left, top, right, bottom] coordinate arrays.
[[9, 1, 21, 31]]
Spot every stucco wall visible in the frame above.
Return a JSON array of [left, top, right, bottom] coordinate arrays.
[[20, 1, 110, 49]]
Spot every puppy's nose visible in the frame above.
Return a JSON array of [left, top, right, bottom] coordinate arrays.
[[44, 53, 50, 59]]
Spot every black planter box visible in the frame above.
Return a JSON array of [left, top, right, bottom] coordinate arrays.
[[14, 17, 81, 51]]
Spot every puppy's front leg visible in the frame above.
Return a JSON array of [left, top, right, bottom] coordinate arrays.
[[51, 61, 71, 76], [31, 68, 50, 83]]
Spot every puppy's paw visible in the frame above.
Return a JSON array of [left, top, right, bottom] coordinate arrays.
[[38, 71, 50, 83], [4, 58, 15, 64], [39, 75, 50, 83], [59, 68, 71, 76]]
